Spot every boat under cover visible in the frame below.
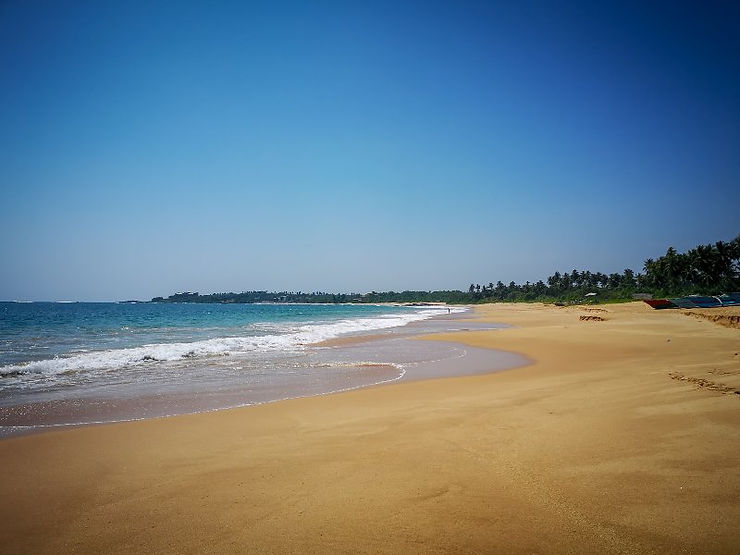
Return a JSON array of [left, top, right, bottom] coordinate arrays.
[[643, 293, 740, 309]]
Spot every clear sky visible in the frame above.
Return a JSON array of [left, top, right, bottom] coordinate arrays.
[[1, 1, 738, 301]]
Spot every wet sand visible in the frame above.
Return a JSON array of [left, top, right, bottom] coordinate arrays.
[[1, 302, 739, 553], [0, 316, 519, 436]]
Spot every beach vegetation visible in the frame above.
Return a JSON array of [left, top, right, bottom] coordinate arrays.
[[467, 234, 740, 303], [151, 235, 740, 305]]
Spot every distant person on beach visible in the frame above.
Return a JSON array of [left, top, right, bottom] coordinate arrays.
[[447, 308, 451, 314]]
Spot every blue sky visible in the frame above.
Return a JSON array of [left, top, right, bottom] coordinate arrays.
[[1, 1, 738, 301]]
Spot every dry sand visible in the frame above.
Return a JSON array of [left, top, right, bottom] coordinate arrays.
[[1, 302, 738, 554]]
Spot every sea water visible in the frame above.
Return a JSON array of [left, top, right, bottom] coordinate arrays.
[[0, 302, 525, 436]]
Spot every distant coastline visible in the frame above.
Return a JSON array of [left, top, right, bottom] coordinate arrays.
[[150, 290, 469, 305], [147, 236, 739, 306]]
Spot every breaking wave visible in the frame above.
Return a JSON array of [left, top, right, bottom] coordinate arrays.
[[0, 307, 461, 381]]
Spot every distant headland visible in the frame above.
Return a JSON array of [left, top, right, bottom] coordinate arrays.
[[151, 236, 739, 305]]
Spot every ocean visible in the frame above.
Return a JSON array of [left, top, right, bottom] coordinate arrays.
[[0, 302, 525, 436]]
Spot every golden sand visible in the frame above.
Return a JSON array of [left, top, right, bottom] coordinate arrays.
[[1, 302, 738, 553]]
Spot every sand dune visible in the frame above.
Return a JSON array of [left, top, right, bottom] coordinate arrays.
[[680, 307, 740, 329]]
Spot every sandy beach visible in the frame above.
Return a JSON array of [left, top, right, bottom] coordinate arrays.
[[1, 302, 738, 554]]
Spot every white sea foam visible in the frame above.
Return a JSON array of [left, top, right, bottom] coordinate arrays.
[[0, 307, 464, 381]]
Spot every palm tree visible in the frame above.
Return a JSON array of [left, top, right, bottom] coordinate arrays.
[[714, 241, 735, 286], [663, 247, 684, 290], [643, 258, 658, 288], [690, 244, 717, 287], [560, 272, 571, 289], [622, 268, 636, 288]]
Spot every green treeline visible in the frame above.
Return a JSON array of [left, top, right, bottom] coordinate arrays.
[[468, 235, 739, 302], [151, 289, 471, 304], [151, 235, 740, 305]]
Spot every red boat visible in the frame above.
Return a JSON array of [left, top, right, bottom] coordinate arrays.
[[643, 299, 677, 309]]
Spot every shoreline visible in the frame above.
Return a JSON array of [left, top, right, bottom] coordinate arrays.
[[1, 302, 738, 553], [0, 307, 523, 437]]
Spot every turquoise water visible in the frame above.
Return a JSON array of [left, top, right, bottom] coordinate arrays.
[[0, 302, 433, 369], [1, 302, 471, 433]]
